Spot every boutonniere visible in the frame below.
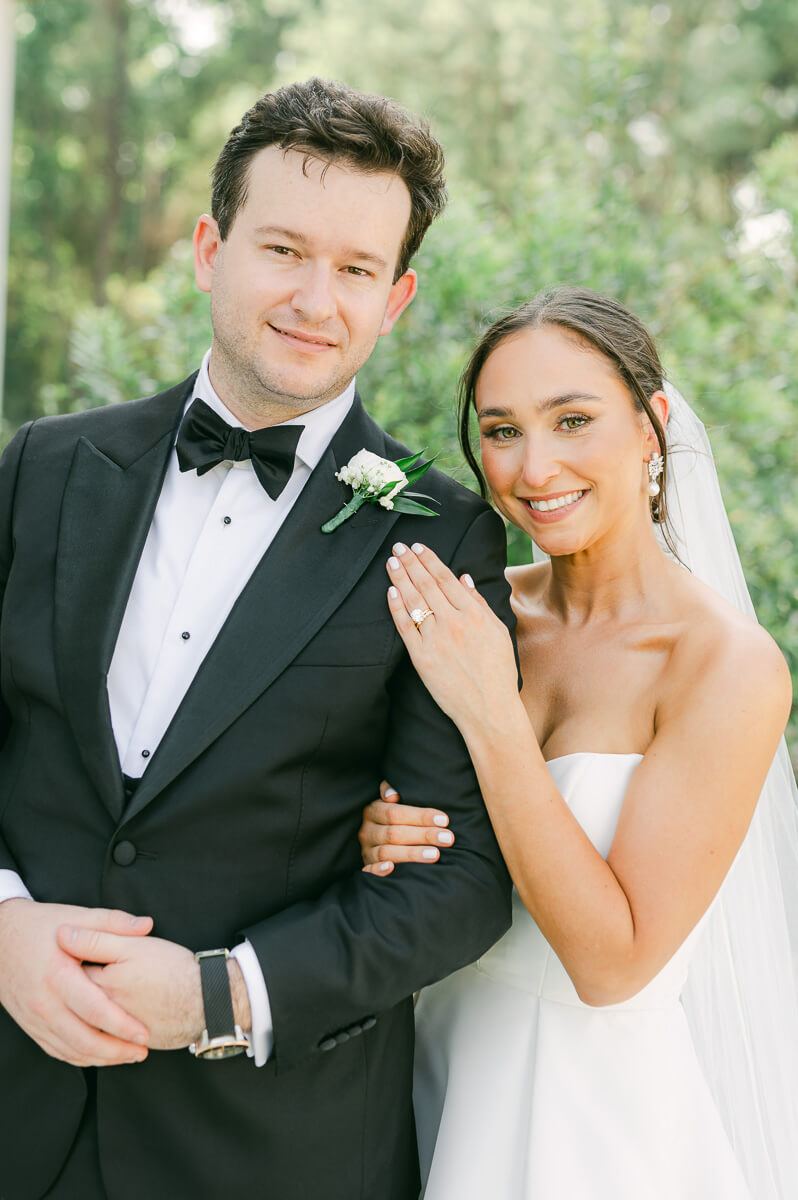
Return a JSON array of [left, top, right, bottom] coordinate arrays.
[[321, 448, 439, 533]]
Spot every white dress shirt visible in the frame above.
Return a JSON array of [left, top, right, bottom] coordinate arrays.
[[0, 350, 355, 1067]]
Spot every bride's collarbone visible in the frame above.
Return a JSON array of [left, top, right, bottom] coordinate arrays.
[[517, 591, 777, 761], [518, 625, 676, 761]]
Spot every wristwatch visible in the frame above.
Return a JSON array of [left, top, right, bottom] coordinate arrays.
[[189, 948, 251, 1060]]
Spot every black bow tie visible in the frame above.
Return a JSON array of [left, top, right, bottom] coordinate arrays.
[[175, 399, 304, 501]]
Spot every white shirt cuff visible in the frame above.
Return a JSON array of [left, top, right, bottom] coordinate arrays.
[[229, 938, 273, 1067], [0, 871, 33, 903]]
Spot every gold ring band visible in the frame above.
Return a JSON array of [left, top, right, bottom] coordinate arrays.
[[410, 607, 434, 629]]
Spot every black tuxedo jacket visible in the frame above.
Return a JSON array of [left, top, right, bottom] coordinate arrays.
[[0, 375, 513, 1200]]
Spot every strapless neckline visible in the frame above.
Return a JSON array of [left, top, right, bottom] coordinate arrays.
[[544, 751, 645, 766]]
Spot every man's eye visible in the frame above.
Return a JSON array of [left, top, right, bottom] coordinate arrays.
[[345, 266, 370, 277], [266, 245, 296, 256]]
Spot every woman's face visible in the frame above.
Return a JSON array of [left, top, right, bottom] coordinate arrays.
[[475, 325, 664, 558]]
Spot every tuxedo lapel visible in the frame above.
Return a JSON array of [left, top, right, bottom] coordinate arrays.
[[124, 397, 403, 822], [54, 376, 195, 819]]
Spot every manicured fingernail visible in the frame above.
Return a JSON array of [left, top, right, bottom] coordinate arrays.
[[66, 926, 78, 944], [384, 787, 398, 797], [393, 543, 407, 555], [379, 862, 391, 872], [134, 1033, 148, 1045], [437, 831, 454, 845], [422, 848, 439, 860], [388, 557, 400, 571], [411, 543, 425, 554], [433, 814, 448, 827], [463, 574, 475, 588], [388, 586, 398, 599]]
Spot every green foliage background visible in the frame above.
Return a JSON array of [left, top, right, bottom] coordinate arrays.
[[6, 0, 797, 755]]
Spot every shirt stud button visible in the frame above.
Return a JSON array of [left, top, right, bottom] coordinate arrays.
[[181, 631, 190, 640], [223, 515, 232, 525], [141, 749, 150, 759]]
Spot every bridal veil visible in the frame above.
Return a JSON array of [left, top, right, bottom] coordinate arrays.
[[663, 384, 798, 1198]]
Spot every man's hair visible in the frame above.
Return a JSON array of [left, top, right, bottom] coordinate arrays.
[[211, 77, 447, 280]]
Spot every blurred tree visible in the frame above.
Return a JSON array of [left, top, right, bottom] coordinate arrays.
[[6, 0, 796, 752]]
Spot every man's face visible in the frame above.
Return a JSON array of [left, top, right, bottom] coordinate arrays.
[[194, 146, 417, 416]]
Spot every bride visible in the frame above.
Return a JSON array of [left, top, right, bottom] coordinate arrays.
[[358, 288, 798, 1198]]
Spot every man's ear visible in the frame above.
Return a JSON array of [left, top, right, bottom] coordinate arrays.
[[379, 269, 418, 337], [193, 214, 222, 294]]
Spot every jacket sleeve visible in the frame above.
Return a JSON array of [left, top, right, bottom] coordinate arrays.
[[0, 423, 33, 872], [243, 505, 516, 1073]]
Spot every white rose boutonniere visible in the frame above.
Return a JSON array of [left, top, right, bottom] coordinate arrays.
[[321, 448, 439, 533]]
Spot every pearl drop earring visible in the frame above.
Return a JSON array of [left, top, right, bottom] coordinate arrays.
[[647, 452, 664, 497]]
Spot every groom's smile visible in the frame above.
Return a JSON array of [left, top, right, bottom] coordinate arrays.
[[266, 321, 339, 354], [193, 145, 418, 425]]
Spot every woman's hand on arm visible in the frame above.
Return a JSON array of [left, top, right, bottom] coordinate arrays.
[[385, 542, 521, 737], [359, 780, 455, 877]]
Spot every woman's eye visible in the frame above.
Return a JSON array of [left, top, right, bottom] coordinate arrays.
[[558, 414, 591, 432], [483, 425, 520, 441]]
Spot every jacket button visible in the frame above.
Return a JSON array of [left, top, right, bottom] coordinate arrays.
[[361, 1016, 377, 1031], [335, 1030, 350, 1045], [318, 1037, 337, 1052], [112, 840, 137, 867]]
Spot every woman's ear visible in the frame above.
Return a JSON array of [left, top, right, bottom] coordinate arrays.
[[644, 389, 669, 452]]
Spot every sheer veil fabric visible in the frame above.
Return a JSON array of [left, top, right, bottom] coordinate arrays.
[[532, 383, 798, 1196], [662, 384, 798, 1197]]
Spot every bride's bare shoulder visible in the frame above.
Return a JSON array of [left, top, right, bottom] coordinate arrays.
[[662, 566, 791, 725]]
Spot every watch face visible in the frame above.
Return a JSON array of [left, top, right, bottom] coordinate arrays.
[[200, 1042, 247, 1060], [194, 1034, 249, 1060]]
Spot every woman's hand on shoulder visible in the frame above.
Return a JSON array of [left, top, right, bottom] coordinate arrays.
[[385, 542, 519, 734], [359, 780, 455, 878]]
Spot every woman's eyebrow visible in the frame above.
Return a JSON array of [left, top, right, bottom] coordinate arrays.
[[538, 392, 605, 411], [477, 393, 604, 419], [477, 405, 514, 419]]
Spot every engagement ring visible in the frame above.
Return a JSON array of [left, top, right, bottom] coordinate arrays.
[[410, 608, 434, 629]]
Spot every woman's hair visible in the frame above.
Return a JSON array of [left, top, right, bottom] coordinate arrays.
[[457, 286, 673, 542], [211, 77, 447, 281]]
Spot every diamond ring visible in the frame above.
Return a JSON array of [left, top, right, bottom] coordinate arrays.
[[410, 607, 434, 629]]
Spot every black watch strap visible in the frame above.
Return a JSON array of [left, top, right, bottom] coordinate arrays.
[[197, 949, 236, 1038]]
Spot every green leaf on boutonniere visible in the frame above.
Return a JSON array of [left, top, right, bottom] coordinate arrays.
[[394, 451, 426, 471], [390, 496, 440, 517]]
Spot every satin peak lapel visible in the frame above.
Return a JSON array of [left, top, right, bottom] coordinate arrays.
[[124, 397, 404, 820], [54, 377, 194, 819]]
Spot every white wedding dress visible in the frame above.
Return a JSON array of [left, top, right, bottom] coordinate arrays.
[[413, 752, 752, 1199]]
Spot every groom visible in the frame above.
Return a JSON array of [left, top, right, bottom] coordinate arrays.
[[0, 79, 512, 1199]]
